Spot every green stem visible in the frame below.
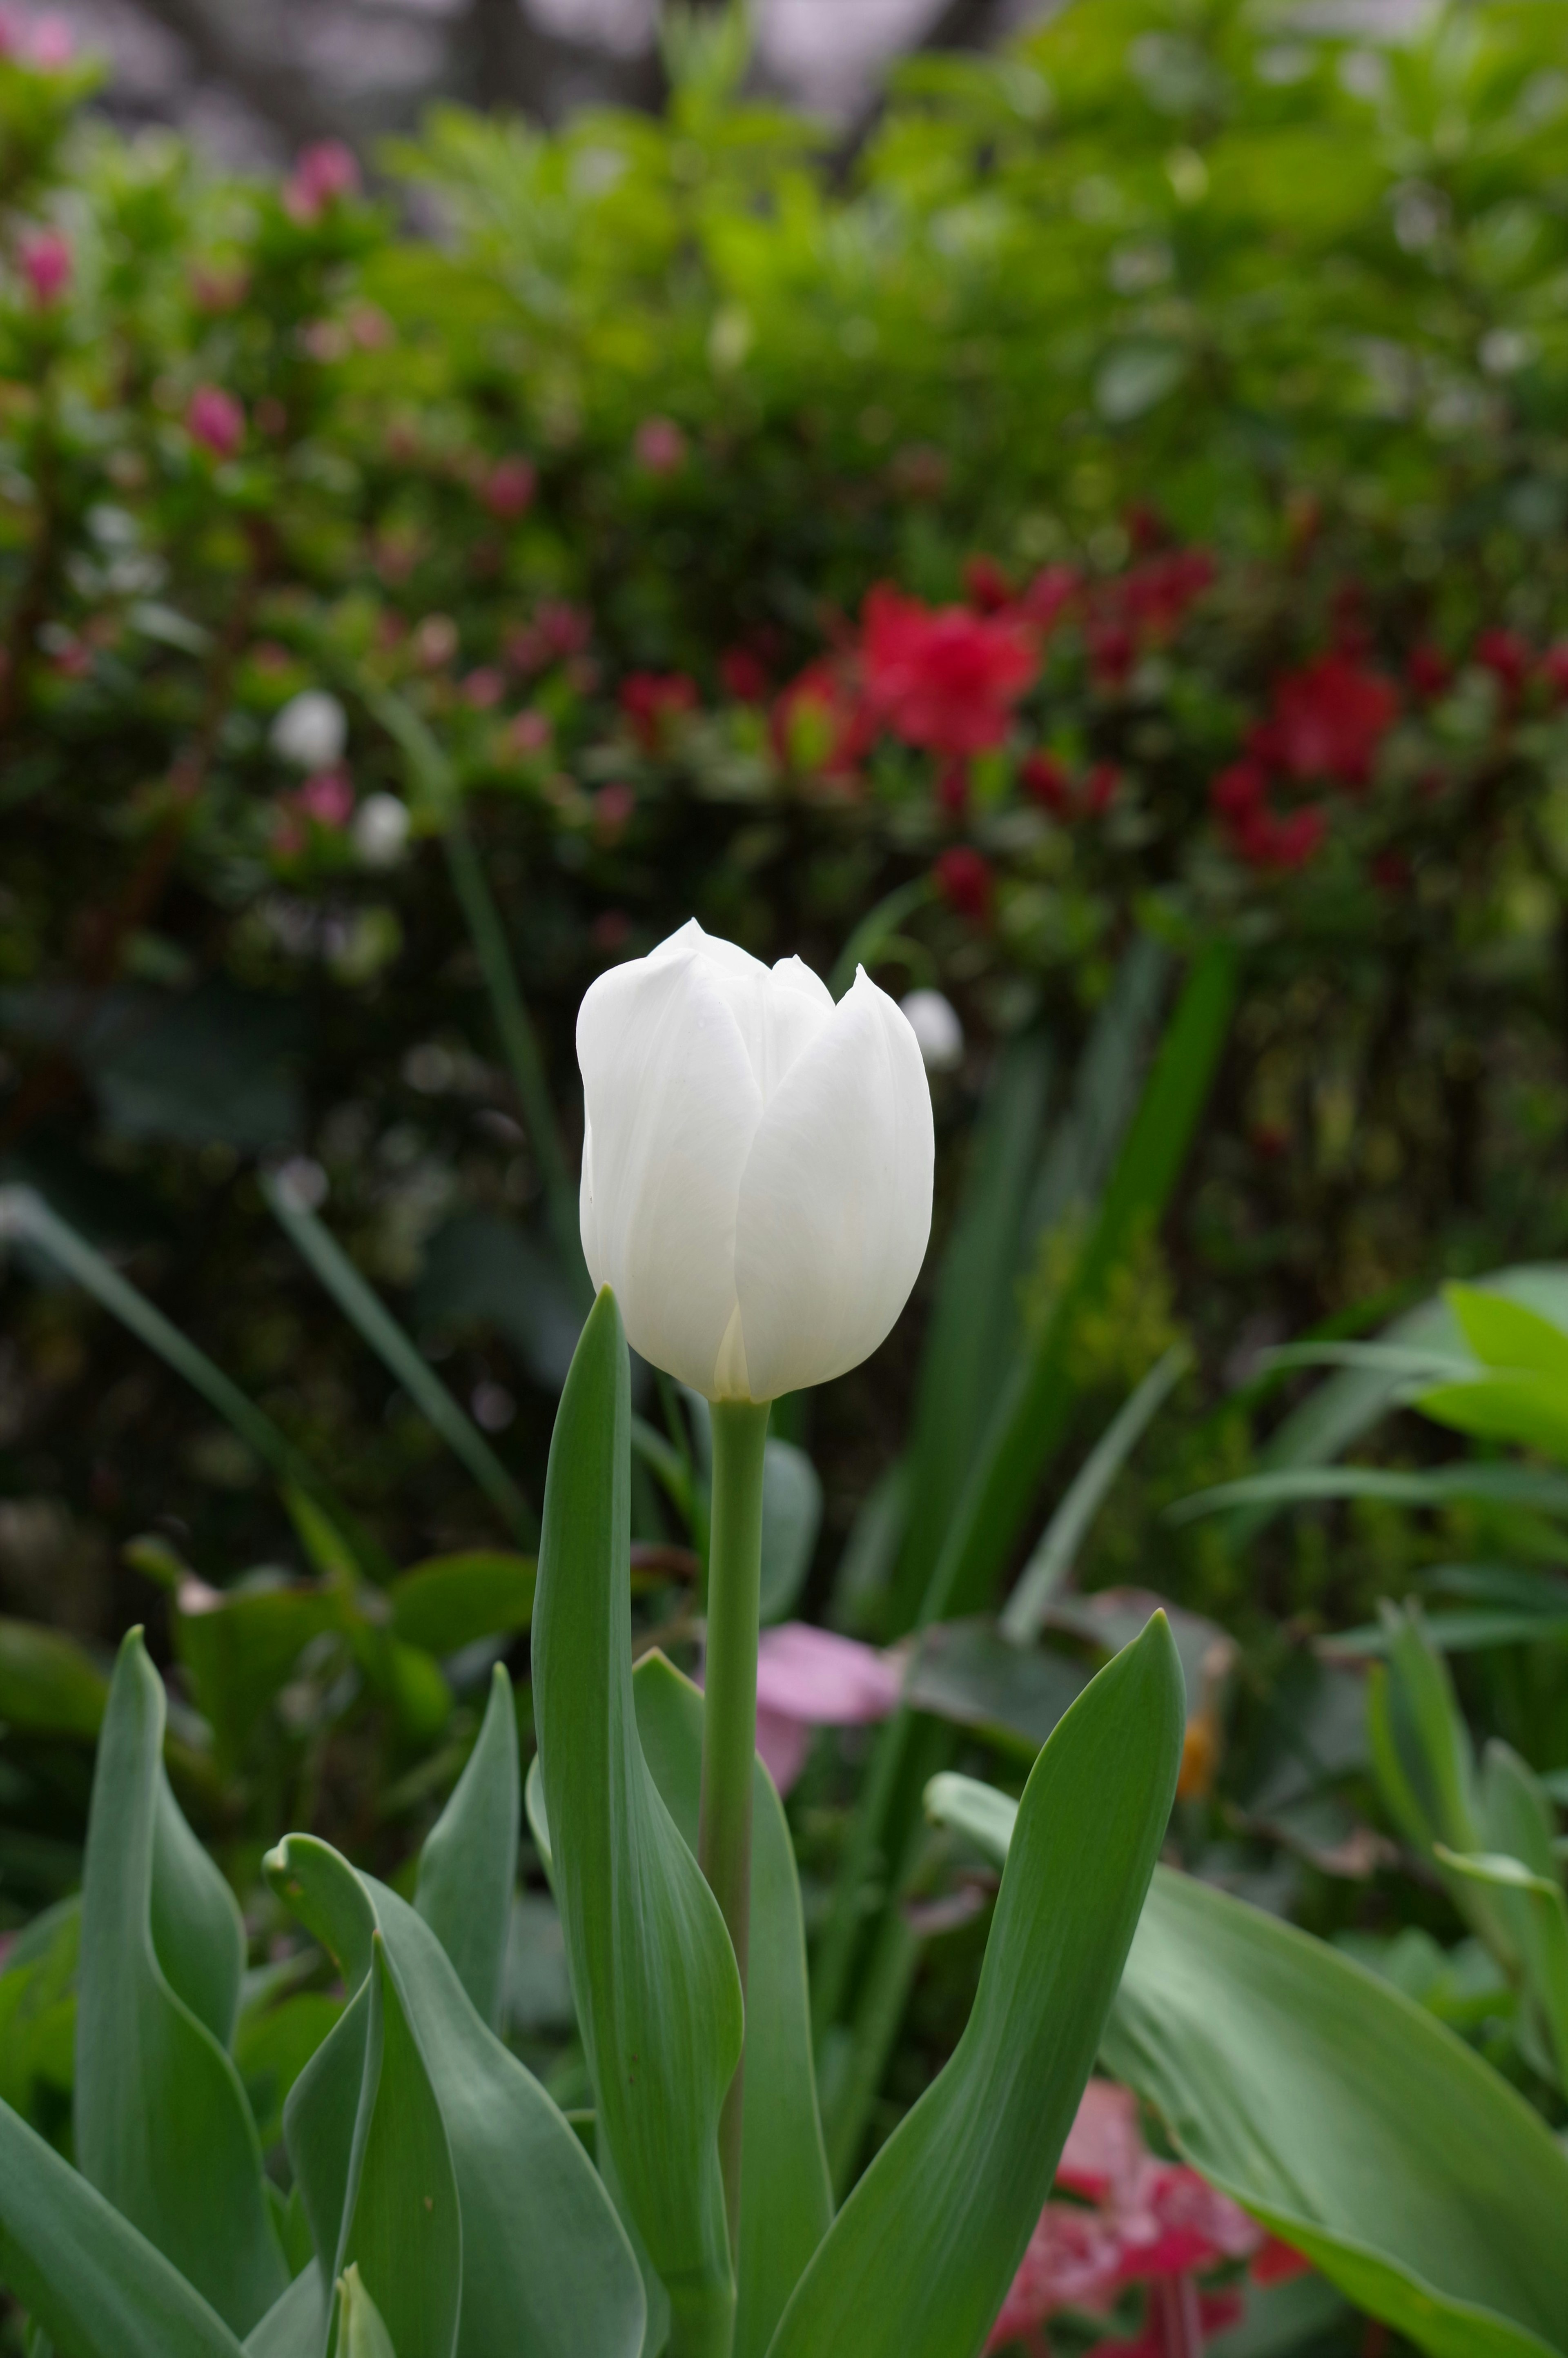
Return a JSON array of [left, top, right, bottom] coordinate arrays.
[[697, 1396, 771, 2255]]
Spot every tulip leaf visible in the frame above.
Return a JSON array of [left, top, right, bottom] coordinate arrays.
[[330, 2264, 399, 2358], [0, 2095, 247, 2358], [173, 1579, 341, 1772], [0, 1897, 79, 2130], [630, 1651, 833, 2358], [271, 1833, 645, 2358], [1101, 1865, 1568, 2358], [531, 1288, 743, 2358], [75, 1630, 286, 2336], [0, 1615, 107, 1739], [243, 2266, 327, 2358], [415, 1661, 520, 2033], [766, 1614, 1184, 2358], [387, 1551, 536, 1654], [1435, 1847, 1568, 2091]]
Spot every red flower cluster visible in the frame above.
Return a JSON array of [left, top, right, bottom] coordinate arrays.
[[619, 670, 699, 751], [1083, 549, 1216, 688], [1021, 750, 1119, 819], [506, 599, 590, 675], [862, 583, 1038, 759], [932, 845, 993, 924], [1249, 651, 1398, 788], [773, 659, 873, 781], [1210, 759, 1325, 873]]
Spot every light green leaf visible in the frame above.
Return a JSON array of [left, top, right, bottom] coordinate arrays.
[[0, 2097, 246, 2358], [0, 1899, 78, 2129], [1172, 1464, 1568, 1522], [387, 1552, 536, 1654], [271, 1833, 645, 2358], [416, 1662, 520, 2033], [243, 2267, 326, 2358], [766, 1615, 1183, 2358], [1447, 1285, 1568, 1379], [1103, 1867, 1568, 2358], [921, 1771, 1018, 1867], [1437, 1841, 1568, 2092], [531, 1289, 742, 2358], [630, 1651, 832, 2358], [1417, 1375, 1568, 1462], [331, 2265, 399, 2358], [75, 1631, 285, 2334]]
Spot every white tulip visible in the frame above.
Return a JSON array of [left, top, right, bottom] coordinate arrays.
[[351, 793, 410, 868], [577, 920, 933, 1402], [900, 987, 964, 1074], [269, 688, 347, 770]]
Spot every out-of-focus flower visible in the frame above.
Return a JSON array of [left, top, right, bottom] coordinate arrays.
[[576, 920, 933, 1403], [18, 226, 71, 309], [413, 614, 459, 670], [774, 661, 872, 781], [635, 415, 688, 475], [1408, 642, 1451, 699], [1018, 564, 1081, 635], [29, 15, 73, 66], [933, 845, 994, 924], [862, 584, 1037, 757], [1250, 651, 1397, 787], [190, 260, 249, 314], [620, 670, 699, 752], [720, 646, 771, 702], [593, 782, 637, 845], [900, 989, 964, 1074], [751, 1623, 906, 1792], [462, 666, 506, 710], [270, 690, 347, 770], [1085, 760, 1120, 815], [483, 455, 537, 521], [1541, 643, 1568, 704], [352, 793, 410, 868], [285, 140, 361, 225], [186, 384, 245, 460], [962, 554, 1014, 613], [1475, 626, 1532, 699], [507, 709, 552, 757], [1020, 748, 1073, 815], [1211, 762, 1325, 872], [297, 769, 354, 829]]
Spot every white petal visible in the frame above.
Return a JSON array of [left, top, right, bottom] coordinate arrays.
[[577, 944, 762, 1394], [732, 968, 933, 1400]]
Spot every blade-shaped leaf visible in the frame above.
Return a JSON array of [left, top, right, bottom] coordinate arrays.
[[243, 2267, 326, 2358], [75, 1631, 286, 2334], [388, 1553, 536, 1654], [531, 1289, 742, 2358], [415, 1662, 520, 2033], [331, 2265, 399, 2358], [765, 1614, 1183, 2358], [1172, 1463, 1568, 1521], [1448, 1285, 1568, 1378], [1437, 1847, 1568, 2092], [1102, 1866, 1568, 2358], [173, 1579, 341, 1774], [0, 2097, 246, 2358], [1417, 1374, 1568, 1461], [271, 1832, 645, 2358], [630, 1651, 832, 2358]]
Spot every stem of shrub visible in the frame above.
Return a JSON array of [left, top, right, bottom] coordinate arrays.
[[698, 1396, 771, 2254]]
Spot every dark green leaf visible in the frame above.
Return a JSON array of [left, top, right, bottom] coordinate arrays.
[[388, 1552, 536, 1655], [0, 1617, 106, 1740]]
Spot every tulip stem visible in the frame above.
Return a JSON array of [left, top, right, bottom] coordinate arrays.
[[698, 1395, 771, 2256]]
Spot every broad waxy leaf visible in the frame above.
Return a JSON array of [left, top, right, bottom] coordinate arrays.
[[415, 1661, 520, 2033], [765, 1614, 1183, 2358], [74, 1630, 286, 2334], [0, 2097, 246, 2358], [630, 1652, 832, 2358], [270, 1831, 645, 2358], [531, 1289, 742, 2358], [243, 2266, 327, 2358], [1102, 1867, 1568, 2358]]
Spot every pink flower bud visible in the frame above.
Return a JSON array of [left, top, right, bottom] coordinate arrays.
[[30, 14, 72, 67], [298, 768, 354, 828], [482, 455, 537, 521], [186, 383, 245, 460], [284, 140, 361, 226], [634, 416, 687, 476], [19, 227, 70, 310]]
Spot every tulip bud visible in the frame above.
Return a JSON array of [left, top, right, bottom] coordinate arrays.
[[577, 920, 933, 1402]]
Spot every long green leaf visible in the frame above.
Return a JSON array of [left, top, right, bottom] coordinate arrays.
[[242, 2267, 326, 2358], [1173, 1463, 1568, 1521], [387, 1552, 535, 1654], [1437, 1847, 1568, 2092], [1102, 1866, 1568, 2358], [261, 1171, 536, 1546], [0, 1615, 107, 1739], [271, 1832, 646, 2358], [415, 1662, 519, 2034], [531, 1289, 742, 2358], [630, 1652, 832, 2358], [0, 2098, 246, 2358], [766, 1615, 1183, 2358], [75, 1631, 285, 2334], [331, 2266, 399, 2358]]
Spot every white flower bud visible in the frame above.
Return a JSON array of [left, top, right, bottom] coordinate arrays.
[[577, 920, 933, 1402], [269, 689, 348, 770], [900, 988, 964, 1074], [352, 793, 410, 868]]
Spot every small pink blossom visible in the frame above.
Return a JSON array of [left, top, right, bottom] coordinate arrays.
[[753, 1624, 903, 1792], [29, 14, 72, 67], [297, 769, 354, 828], [593, 781, 637, 846], [18, 226, 70, 309], [186, 383, 245, 460], [462, 666, 505, 710], [349, 303, 394, 350], [413, 614, 459, 670], [284, 140, 361, 226], [483, 455, 537, 521], [191, 260, 250, 314], [300, 318, 349, 365], [635, 415, 687, 476], [507, 709, 552, 757]]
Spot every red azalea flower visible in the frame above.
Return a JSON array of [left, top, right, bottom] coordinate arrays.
[[1018, 563, 1082, 635], [1252, 652, 1398, 788], [1085, 761, 1119, 815], [773, 661, 873, 780], [296, 769, 354, 828], [1116, 548, 1216, 638], [963, 554, 1014, 613], [932, 845, 993, 924], [482, 455, 537, 521], [1475, 626, 1532, 697], [862, 583, 1038, 759], [1086, 616, 1137, 690], [1408, 642, 1451, 700], [1020, 749, 1073, 815], [186, 384, 245, 460], [620, 670, 699, 751], [936, 759, 970, 817], [1541, 642, 1568, 703], [720, 646, 771, 702], [1209, 759, 1268, 822]]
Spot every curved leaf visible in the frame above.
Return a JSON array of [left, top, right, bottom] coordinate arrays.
[[630, 1651, 832, 2358], [243, 2267, 327, 2358], [765, 1614, 1183, 2358], [271, 1833, 645, 2358], [75, 1630, 285, 2334], [1102, 1866, 1568, 2358], [0, 2097, 245, 2358], [332, 2265, 399, 2358], [531, 1289, 742, 2358], [415, 1662, 520, 2033], [388, 1553, 536, 1654]]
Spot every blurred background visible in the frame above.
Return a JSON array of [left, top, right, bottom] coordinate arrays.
[[4, 0, 1568, 2346]]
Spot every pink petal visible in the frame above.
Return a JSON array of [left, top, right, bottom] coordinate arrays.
[[1057, 2077, 1147, 2203], [755, 1705, 813, 1794], [754, 1623, 903, 1724]]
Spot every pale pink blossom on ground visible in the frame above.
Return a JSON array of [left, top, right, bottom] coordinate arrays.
[[751, 1622, 903, 1791]]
